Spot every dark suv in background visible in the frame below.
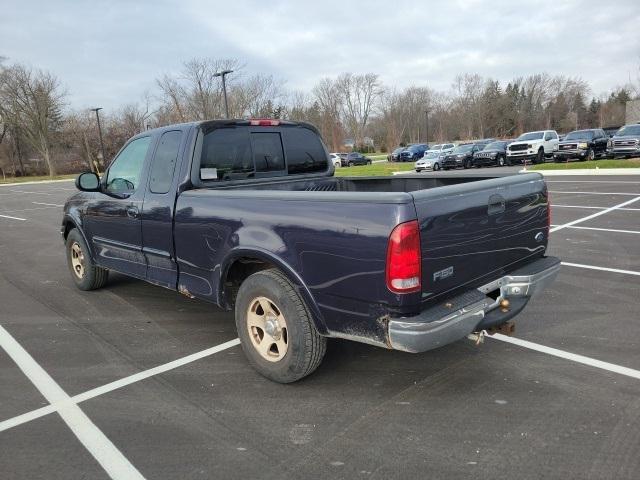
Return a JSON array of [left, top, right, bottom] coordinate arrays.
[[609, 124, 640, 159], [399, 143, 429, 162], [388, 147, 405, 162], [443, 142, 486, 169], [472, 140, 510, 167], [554, 129, 608, 162]]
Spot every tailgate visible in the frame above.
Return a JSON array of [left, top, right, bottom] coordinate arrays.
[[411, 174, 549, 303]]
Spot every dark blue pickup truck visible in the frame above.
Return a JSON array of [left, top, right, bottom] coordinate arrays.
[[62, 119, 560, 383]]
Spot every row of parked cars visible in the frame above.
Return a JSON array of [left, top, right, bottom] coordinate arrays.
[[400, 123, 640, 172], [329, 152, 373, 167]]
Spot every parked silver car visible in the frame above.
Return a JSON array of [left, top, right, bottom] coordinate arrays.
[[415, 151, 445, 172]]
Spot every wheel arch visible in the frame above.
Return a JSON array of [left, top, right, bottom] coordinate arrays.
[[220, 248, 328, 334], [62, 214, 95, 260]]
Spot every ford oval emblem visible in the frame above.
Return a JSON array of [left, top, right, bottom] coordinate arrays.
[[535, 232, 544, 243]]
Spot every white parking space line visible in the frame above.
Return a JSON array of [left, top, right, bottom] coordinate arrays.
[[0, 325, 145, 480], [547, 180, 640, 184], [9, 189, 55, 195], [551, 225, 640, 235], [0, 338, 241, 433], [549, 190, 640, 196], [552, 204, 640, 211], [550, 196, 640, 233], [32, 202, 64, 207], [561, 262, 640, 277], [0, 213, 27, 221], [488, 333, 640, 380]]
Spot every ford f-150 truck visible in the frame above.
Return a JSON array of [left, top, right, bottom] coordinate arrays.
[[62, 119, 560, 383]]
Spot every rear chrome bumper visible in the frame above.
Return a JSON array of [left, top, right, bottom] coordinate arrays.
[[387, 256, 561, 353]]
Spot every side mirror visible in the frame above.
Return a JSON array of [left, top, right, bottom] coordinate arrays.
[[76, 172, 100, 192]]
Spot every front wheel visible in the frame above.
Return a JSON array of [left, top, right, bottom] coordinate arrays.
[[535, 149, 544, 164], [586, 148, 594, 161], [235, 269, 327, 383], [497, 155, 505, 167], [348, 161, 354, 167], [433, 162, 440, 171], [65, 229, 108, 291]]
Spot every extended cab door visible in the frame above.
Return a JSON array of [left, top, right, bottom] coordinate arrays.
[[140, 129, 186, 288], [84, 135, 153, 278]]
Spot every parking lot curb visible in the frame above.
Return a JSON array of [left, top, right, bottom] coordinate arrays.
[[0, 178, 75, 187], [519, 168, 640, 176]]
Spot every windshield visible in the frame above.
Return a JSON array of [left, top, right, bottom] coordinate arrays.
[[617, 125, 640, 136], [453, 144, 473, 153], [424, 151, 440, 159], [393, 147, 404, 154], [564, 130, 594, 141], [484, 141, 507, 150], [517, 132, 544, 141], [431, 144, 441, 150]]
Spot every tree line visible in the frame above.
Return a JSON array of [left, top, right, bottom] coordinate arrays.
[[0, 56, 638, 178]]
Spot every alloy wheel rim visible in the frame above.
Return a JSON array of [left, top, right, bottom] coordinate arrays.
[[246, 296, 289, 362], [70, 242, 85, 279]]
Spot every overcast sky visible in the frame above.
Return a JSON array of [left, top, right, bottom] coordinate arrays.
[[2, 0, 639, 110]]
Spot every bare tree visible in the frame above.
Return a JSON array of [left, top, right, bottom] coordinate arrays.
[[0, 64, 65, 177], [336, 73, 383, 146]]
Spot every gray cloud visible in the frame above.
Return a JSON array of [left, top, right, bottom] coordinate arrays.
[[1, 0, 638, 110]]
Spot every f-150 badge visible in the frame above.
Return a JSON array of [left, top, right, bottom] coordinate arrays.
[[433, 266, 454, 281]]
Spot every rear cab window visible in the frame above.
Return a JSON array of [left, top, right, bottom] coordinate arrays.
[[198, 124, 329, 181], [149, 130, 183, 194]]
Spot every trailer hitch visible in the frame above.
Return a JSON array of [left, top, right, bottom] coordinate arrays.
[[467, 321, 516, 346]]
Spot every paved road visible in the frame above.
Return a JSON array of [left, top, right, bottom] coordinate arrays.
[[1, 176, 639, 479]]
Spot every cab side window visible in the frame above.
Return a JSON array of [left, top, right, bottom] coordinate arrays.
[[106, 136, 152, 194], [149, 131, 182, 194]]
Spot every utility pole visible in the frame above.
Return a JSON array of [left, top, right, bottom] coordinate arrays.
[[90, 107, 106, 168], [214, 70, 234, 118], [425, 109, 429, 144]]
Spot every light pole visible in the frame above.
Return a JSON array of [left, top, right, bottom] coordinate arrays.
[[214, 69, 234, 118], [425, 109, 429, 144], [90, 107, 106, 167]]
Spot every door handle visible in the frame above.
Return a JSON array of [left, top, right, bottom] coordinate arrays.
[[126, 206, 139, 218], [488, 194, 506, 215]]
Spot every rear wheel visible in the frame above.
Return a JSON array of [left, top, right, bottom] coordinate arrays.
[[65, 229, 108, 291], [235, 269, 327, 383], [366, 160, 372, 165]]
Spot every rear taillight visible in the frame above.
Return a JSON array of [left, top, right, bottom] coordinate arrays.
[[249, 119, 280, 126], [386, 220, 421, 294]]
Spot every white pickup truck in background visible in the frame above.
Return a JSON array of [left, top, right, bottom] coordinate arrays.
[[506, 130, 559, 164]]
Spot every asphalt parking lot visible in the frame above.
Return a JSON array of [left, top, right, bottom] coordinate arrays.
[[1, 174, 639, 479]]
